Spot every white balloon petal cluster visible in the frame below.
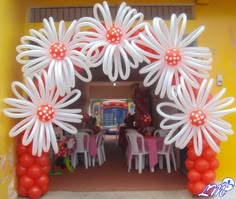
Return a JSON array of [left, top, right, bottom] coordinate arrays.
[[156, 77, 236, 155], [16, 17, 92, 96], [4, 72, 82, 156], [133, 13, 212, 99], [75, 1, 146, 81]]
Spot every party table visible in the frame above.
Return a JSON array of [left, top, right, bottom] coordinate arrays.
[[88, 134, 97, 158], [141, 136, 165, 172]]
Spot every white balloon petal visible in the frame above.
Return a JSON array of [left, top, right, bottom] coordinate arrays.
[[156, 77, 236, 155], [3, 72, 82, 156], [76, 1, 146, 81], [133, 13, 212, 99], [16, 17, 92, 96]]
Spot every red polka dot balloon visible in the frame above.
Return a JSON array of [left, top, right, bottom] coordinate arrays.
[[190, 110, 207, 126], [165, 48, 181, 66], [106, 26, 123, 44], [141, 114, 152, 127], [49, 42, 67, 60], [37, 104, 55, 122]]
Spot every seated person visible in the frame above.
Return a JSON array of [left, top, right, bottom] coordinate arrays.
[[124, 113, 136, 128]]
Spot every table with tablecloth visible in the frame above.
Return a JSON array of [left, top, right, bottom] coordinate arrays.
[[88, 134, 97, 158], [143, 136, 164, 172]]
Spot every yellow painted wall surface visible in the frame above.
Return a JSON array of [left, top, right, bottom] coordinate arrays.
[[0, 0, 26, 198], [1, 0, 236, 196], [194, 1, 236, 180]]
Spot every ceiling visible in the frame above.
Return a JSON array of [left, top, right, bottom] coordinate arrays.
[[88, 65, 146, 82]]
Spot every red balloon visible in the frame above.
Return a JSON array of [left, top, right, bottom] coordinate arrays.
[[195, 157, 210, 173], [16, 143, 28, 155], [187, 169, 201, 182], [35, 174, 49, 187], [26, 144, 34, 154], [201, 169, 216, 184], [187, 182, 194, 193], [202, 135, 220, 148], [201, 138, 211, 149], [20, 175, 34, 189], [16, 164, 27, 176], [187, 139, 193, 149], [28, 185, 42, 199], [41, 165, 50, 174], [192, 181, 206, 195], [27, 164, 42, 178], [187, 147, 198, 161], [202, 148, 216, 160], [20, 153, 35, 168], [185, 158, 195, 170], [36, 154, 49, 166], [211, 135, 221, 146], [41, 184, 49, 194], [17, 184, 28, 197], [210, 158, 219, 170]]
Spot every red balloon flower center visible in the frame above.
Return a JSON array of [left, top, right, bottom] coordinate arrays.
[[106, 26, 123, 44], [49, 42, 67, 60], [165, 48, 182, 66], [37, 104, 55, 122], [189, 110, 207, 126]]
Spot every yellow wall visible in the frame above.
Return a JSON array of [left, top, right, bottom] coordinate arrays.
[[1, 0, 236, 196], [0, 0, 27, 198], [194, 1, 236, 180]]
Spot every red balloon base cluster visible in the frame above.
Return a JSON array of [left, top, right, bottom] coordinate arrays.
[[16, 137, 50, 199], [185, 138, 220, 195]]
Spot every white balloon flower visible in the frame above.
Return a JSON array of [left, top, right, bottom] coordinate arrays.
[[132, 13, 212, 99], [75, 1, 146, 81], [156, 77, 236, 156], [16, 17, 92, 96], [3, 72, 82, 156]]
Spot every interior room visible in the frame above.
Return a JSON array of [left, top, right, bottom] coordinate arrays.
[[47, 62, 188, 192]]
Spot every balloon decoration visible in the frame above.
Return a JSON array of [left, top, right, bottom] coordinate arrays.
[[132, 85, 149, 115], [16, 136, 50, 199], [3, 71, 83, 156], [81, 112, 90, 123], [3, 1, 236, 198], [157, 77, 236, 156], [141, 114, 152, 127], [75, 1, 146, 81], [157, 77, 236, 194], [131, 85, 150, 128], [16, 17, 92, 96], [132, 14, 212, 99], [186, 137, 220, 195]]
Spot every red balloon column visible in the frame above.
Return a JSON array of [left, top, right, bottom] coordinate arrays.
[[132, 85, 150, 128], [185, 137, 220, 196], [16, 135, 50, 199], [132, 86, 149, 116], [141, 113, 152, 127]]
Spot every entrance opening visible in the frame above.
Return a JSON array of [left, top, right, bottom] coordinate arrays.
[[48, 67, 188, 191]]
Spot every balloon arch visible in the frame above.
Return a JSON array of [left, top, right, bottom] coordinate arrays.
[[3, 1, 236, 198]]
